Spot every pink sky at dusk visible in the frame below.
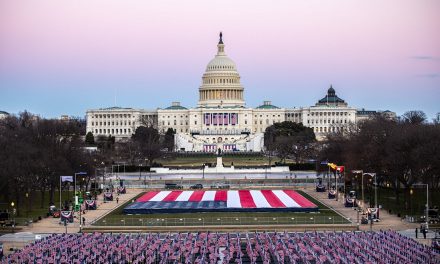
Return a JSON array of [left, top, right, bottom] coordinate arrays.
[[0, 0, 439, 118]]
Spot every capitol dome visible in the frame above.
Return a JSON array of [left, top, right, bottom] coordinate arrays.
[[198, 32, 245, 108], [206, 56, 237, 72]]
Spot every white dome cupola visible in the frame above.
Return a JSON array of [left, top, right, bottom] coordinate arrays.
[[198, 32, 245, 108]]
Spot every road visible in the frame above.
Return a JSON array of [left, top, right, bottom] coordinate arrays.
[[108, 171, 319, 180]]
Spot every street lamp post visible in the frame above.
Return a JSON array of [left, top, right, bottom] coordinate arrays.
[[363, 173, 378, 209], [342, 170, 346, 197], [265, 164, 268, 180], [10, 202, 15, 232], [100, 162, 105, 189], [25, 193, 29, 219], [356, 207, 361, 230], [386, 183, 390, 209], [352, 171, 377, 211], [335, 170, 338, 201], [202, 163, 205, 180], [139, 163, 142, 181], [79, 205, 82, 233], [351, 170, 363, 207], [74, 172, 87, 205], [413, 184, 429, 230], [327, 164, 330, 191], [74, 172, 87, 233]]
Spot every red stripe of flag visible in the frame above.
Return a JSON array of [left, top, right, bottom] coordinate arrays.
[[238, 190, 256, 208], [283, 190, 317, 208], [189, 191, 205, 202], [261, 190, 286, 208], [137, 191, 160, 202], [162, 191, 183, 201], [214, 190, 227, 201]]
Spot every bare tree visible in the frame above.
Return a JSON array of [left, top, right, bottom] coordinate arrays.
[[401, 110, 427, 124], [264, 121, 316, 164], [132, 126, 163, 166]]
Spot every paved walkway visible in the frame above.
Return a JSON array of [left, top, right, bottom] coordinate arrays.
[[302, 188, 439, 245], [2, 187, 436, 251], [303, 187, 418, 231], [19, 189, 142, 234]]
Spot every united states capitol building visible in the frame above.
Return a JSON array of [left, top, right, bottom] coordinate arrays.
[[86, 33, 395, 152]]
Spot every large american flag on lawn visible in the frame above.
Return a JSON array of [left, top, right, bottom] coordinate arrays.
[[126, 190, 316, 211]]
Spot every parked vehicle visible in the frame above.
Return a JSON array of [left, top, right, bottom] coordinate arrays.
[[0, 212, 13, 227], [190, 184, 203, 189], [210, 183, 230, 189], [419, 208, 439, 224], [165, 183, 183, 190]]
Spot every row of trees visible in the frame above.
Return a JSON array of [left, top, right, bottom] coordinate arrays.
[[319, 111, 440, 209], [264, 121, 316, 164], [0, 112, 95, 216], [0, 111, 176, 216], [2, 109, 437, 215], [85, 127, 175, 167]]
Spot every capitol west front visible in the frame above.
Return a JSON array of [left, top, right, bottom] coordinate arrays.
[[86, 33, 393, 152]]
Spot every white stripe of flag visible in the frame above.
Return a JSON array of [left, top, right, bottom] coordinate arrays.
[[250, 190, 271, 208], [175, 191, 193, 201], [150, 191, 172, 201], [201, 191, 216, 201], [227, 191, 241, 208], [272, 190, 301, 207]]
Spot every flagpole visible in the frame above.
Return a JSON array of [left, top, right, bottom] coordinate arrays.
[[343, 170, 346, 197], [59, 176, 62, 211], [335, 171, 338, 201], [327, 164, 330, 191]]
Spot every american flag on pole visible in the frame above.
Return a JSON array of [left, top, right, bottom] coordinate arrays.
[[61, 176, 73, 182]]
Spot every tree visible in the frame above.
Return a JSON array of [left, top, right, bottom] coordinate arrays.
[[132, 126, 162, 165], [85, 132, 95, 145], [163, 128, 176, 151], [263, 125, 277, 165], [433, 112, 440, 124], [401, 110, 427, 124], [0, 111, 94, 216], [319, 112, 440, 213], [264, 121, 316, 163]]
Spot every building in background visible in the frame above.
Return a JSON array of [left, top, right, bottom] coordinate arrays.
[[86, 33, 394, 151], [86, 107, 157, 140], [0, 111, 9, 120]]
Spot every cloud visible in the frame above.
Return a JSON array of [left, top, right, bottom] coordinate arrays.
[[411, 56, 440, 61], [415, 73, 439, 78]]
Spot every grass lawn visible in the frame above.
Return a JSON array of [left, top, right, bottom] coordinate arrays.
[[0, 191, 80, 225], [360, 186, 439, 218], [94, 190, 348, 227]]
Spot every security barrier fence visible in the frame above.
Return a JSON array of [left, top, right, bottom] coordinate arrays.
[[94, 214, 350, 227]]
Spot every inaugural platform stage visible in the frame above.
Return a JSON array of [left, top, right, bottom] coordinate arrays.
[[123, 190, 318, 214]]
